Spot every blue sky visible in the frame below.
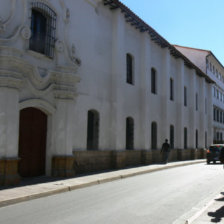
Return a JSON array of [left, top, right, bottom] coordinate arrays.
[[120, 0, 224, 65]]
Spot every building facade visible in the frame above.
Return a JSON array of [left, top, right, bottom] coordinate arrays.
[[174, 45, 224, 144], [0, 0, 213, 185]]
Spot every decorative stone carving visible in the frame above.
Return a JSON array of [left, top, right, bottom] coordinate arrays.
[[0, 17, 6, 33], [66, 9, 70, 21], [0, 0, 27, 41], [20, 26, 31, 40], [70, 44, 82, 66], [55, 40, 64, 53]]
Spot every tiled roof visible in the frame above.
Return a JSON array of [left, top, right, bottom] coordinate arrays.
[[103, 0, 214, 84]]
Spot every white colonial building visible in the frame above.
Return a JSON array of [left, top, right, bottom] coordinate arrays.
[[174, 46, 224, 143], [0, 0, 213, 185]]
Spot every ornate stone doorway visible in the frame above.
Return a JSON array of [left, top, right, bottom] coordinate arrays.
[[18, 108, 47, 177]]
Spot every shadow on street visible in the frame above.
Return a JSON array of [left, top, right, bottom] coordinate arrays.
[[208, 193, 224, 223]]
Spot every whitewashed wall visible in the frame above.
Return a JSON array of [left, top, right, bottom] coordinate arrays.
[[0, 0, 213, 175]]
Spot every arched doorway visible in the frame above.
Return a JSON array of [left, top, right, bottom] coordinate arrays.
[[19, 107, 47, 177]]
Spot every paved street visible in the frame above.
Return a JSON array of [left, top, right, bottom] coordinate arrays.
[[1, 163, 224, 224]]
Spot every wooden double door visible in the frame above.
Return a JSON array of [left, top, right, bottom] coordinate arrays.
[[19, 108, 47, 177]]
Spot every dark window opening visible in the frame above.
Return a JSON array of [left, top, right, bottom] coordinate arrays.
[[184, 87, 187, 106], [151, 122, 157, 149], [170, 125, 174, 149], [87, 110, 99, 150], [170, 78, 174, 101], [151, 68, 157, 94], [126, 117, 134, 150], [196, 93, 198, 111], [196, 129, 198, 148], [184, 127, 187, 149], [126, 54, 134, 85]]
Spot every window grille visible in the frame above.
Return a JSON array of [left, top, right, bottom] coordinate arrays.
[[30, 2, 56, 58]]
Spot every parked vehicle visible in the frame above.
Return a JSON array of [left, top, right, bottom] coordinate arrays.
[[206, 144, 224, 164]]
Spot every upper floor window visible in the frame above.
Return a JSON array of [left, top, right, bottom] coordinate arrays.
[[214, 107, 216, 121], [151, 68, 157, 94], [217, 109, 220, 122], [195, 93, 198, 111], [170, 78, 174, 101], [126, 54, 134, 85], [206, 59, 209, 69], [184, 86, 187, 107], [29, 2, 56, 58]]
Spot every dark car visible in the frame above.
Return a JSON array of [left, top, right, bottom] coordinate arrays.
[[206, 144, 224, 164]]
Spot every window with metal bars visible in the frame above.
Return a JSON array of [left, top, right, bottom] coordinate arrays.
[[29, 2, 56, 58]]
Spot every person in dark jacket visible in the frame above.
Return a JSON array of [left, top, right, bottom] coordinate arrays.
[[161, 139, 170, 164]]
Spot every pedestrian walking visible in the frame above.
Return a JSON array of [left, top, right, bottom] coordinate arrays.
[[161, 139, 170, 164]]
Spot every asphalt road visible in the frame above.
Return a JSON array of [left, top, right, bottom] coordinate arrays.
[[1, 163, 224, 224]]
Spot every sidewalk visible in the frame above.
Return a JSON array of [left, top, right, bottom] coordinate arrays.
[[0, 160, 205, 208]]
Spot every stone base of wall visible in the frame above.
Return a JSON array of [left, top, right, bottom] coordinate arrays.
[[52, 156, 75, 177], [73, 151, 113, 174], [73, 148, 206, 175], [0, 158, 20, 186]]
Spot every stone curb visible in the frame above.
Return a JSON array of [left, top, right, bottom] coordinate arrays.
[[0, 160, 205, 208]]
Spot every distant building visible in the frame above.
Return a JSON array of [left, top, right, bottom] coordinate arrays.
[[174, 45, 224, 144], [0, 0, 213, 185]]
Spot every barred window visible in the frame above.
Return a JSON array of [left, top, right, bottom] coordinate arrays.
[[29, 2, 56, 58]]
